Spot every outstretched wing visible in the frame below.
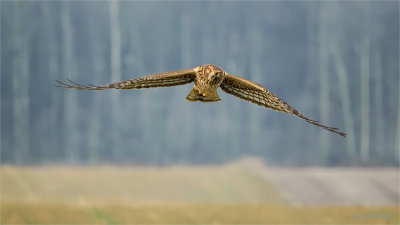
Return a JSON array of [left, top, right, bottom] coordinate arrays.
[[220, 74, 346, 137], [55, 68, 196, 90]]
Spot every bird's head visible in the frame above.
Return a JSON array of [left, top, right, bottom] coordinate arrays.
[[204, 65, 224, 83]]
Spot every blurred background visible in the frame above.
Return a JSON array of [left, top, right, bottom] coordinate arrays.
[[1, 1, 399, 224], [1, 1, 399, 166]]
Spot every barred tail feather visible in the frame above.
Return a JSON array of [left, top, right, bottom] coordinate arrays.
[[186, 88, 221, 103]]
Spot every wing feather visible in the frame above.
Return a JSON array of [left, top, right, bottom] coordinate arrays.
[[220, 74, 346, 137], [55, 68, 196, 90]]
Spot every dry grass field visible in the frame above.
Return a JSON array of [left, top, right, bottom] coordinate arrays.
[[1, 161, 399, 224], [3, 203, 398, 224]]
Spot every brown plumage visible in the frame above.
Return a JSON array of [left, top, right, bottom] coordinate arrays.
[[55, 64, 346, 137]]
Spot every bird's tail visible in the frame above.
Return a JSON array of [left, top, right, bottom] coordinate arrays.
[[186, 87, 221, 103]]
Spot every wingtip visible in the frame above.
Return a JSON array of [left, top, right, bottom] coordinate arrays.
[[338, 131, 347, 137], [54, 80, 67, 88]]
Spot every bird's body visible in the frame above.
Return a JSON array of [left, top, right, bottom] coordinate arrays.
[[187, 64, 225, 102], [56, 64, 346, 137]]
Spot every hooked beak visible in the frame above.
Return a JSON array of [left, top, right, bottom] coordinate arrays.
[[208, 71, 216, 81]]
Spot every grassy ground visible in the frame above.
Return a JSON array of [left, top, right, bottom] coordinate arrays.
[[1, 164, 285, 205], [1, 164, 399, 224], [3, 203, 398, 224]]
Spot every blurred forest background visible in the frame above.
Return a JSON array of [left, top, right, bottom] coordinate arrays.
[[1, 1, 399, 166]]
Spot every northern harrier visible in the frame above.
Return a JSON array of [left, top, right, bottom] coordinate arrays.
[[56, 64, 346, 137]]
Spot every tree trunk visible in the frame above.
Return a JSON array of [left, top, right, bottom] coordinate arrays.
[[87, 5, 105, 164], [373, 53, 385, 161], [11, 2, 30, 164], [109, 0, 122, 161], [359, 37, 370, 162], [226, 32, 242, 160], [396, 71, 400, 166], [62, 1, 79, 163], [249, 28, 262, 154], [179, 12, 194, 162], [318, 4, 330, 162], [44, 1, 60, 160], [331, 47, 357, 161]]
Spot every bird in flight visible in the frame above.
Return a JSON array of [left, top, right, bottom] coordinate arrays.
[[56, 64, 346, 137]]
